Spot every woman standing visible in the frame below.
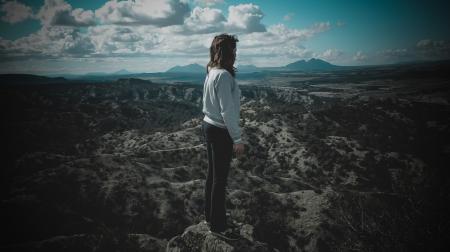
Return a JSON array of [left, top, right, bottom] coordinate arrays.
[[201, 34, 245, 239]]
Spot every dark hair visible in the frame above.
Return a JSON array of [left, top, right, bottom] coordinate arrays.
[[206, 33, 239, 77]]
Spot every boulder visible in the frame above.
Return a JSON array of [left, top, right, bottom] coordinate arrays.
[[166, 222, 274, 252]]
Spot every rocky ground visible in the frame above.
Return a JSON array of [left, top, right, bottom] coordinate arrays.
[[1, 64, 449, 251]]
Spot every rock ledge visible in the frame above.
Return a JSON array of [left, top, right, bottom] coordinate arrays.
[[166, 222, 274, 252]]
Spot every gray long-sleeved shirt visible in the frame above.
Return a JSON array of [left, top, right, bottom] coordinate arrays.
[[202, 67, 242, 144]]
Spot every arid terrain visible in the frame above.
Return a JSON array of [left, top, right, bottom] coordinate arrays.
[[1, 62, 449, 251]]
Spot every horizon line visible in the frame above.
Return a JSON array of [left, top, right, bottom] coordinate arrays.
[[0, 58, 446, 77]]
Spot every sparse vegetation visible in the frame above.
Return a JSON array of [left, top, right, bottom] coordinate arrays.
[[2, 63, 449, 251]]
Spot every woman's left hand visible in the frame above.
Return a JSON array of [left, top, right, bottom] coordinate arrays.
[[233, 143, 245, 157]]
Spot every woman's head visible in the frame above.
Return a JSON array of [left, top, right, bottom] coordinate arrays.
[[207, 33, 239, 77]]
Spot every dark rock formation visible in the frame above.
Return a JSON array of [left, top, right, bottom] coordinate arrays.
[[166, 222, 273, 252]]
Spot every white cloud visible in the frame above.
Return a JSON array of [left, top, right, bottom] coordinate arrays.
[[88, 25, 155, 55], [87, 24, 214, 57], [315, 48, 343, 61], [336, 20, 345, 27], [0, 0, 33, 24], [223, 22, 334, 67], [237, 22, 330, 50], [0, 26, 95, 59], [416, 39, 440, 49], [0, 37, 13, 53], [353, 51, 367, 62], [416, 39, 450, 59], [0, 1, 339, 72], [310, 21, 331, 33], [225, 3, 266, 33], [378, 48, 410, 59], [194, 0, 224, 6], [283, 13, 294, 21], [160, 3, 267, 35], [37, 0, 95, 27], [183, 6, 225, 33], [374, 40, 450, 64], [84, 20, 329, 62], [95, 0, 190, 26]]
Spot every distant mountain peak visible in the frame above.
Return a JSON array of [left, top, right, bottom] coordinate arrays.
[[164, 58, 338, 74], [285, 58, 337, 70], [166, 63, 204, 73], [113, 69, 132, 75], [238, 64, 258, 67], [237, 64, 261, 73]]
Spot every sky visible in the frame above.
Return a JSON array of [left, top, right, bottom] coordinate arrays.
[[0, 0, 449, 75]]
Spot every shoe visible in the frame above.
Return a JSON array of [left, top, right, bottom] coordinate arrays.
[[226, 219, 240, 229], [201, 220, 211, 228], [208, 228, 241, 241]]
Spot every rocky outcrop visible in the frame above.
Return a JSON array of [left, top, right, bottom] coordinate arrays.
[[166, 222, 273, 252]]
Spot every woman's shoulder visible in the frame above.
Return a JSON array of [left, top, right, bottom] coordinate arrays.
[[209, 67, 232, 78], [208, 66, 226, 72]]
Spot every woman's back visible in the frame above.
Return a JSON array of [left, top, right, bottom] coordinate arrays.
[[202, 67, 242, 144]]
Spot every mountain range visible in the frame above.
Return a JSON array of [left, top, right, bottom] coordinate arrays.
[[166, 58, 342, 73], [166, 63, 205, 73], [84, 69, 133, 76]]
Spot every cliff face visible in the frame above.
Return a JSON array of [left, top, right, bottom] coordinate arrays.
[[1, 67, 449, 252]]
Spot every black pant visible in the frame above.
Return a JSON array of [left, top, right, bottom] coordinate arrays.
[[201, 120, 233, 232]]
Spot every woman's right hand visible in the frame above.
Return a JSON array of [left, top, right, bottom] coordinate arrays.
[[233, 143, 245, 157]]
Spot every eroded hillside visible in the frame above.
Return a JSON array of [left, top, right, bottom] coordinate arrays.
[[1, 68, 449, 251]]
